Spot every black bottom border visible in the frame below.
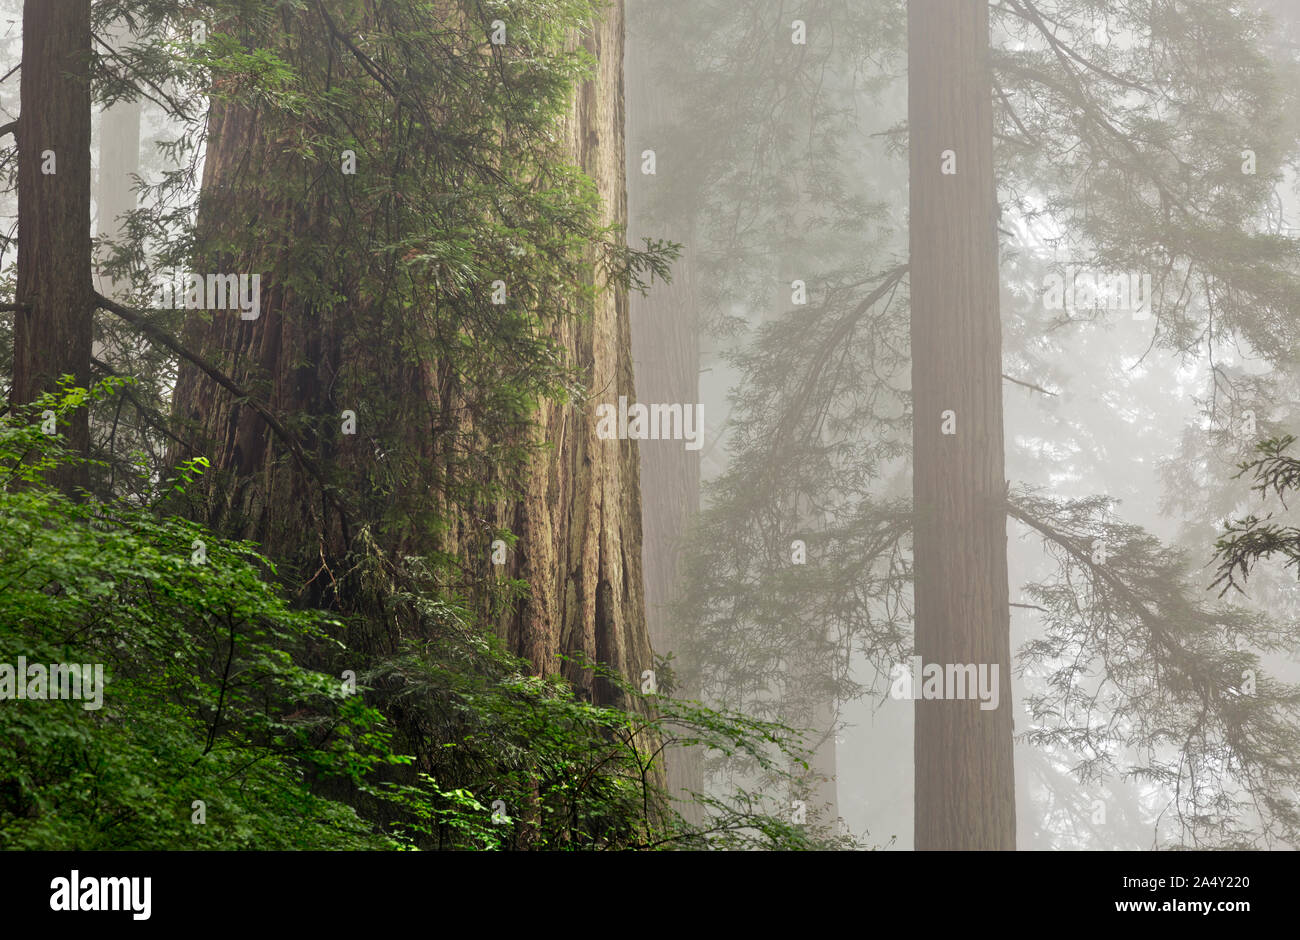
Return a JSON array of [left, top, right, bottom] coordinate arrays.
[[2, 849, 1287, 927]]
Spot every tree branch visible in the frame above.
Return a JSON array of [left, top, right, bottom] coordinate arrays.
[[89, 353, 193, 452], [1002, 373, 1058, 396]]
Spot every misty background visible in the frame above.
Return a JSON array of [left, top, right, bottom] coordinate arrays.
[[3, 0, 1300, 850]]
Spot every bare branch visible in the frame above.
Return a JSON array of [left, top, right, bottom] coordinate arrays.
[[1002, 373, 1058, 396]]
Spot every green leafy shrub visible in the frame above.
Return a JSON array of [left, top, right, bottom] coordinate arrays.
[[0, 386, 853, 850], [0, 385, 400, 849]]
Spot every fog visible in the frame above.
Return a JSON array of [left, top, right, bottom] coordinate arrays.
[[626, 0, 1300, 849], [3, 0, 1299, 852]]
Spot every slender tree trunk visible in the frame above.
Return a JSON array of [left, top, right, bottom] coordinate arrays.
[[806, 673, 840, 830], [94, 20, 141, 302], [785, 276, 841, 832], [13, 0, 92, 491], [908, 0, 1016, 850], [790, 681, 839, 830], [625, 1, 703, 817]]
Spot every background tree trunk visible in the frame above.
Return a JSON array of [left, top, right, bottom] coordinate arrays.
[[908, 0, 1016, 850], [94, 20, 141, 303], [13, 0, 92, 491], [626, 0, 703, 815]]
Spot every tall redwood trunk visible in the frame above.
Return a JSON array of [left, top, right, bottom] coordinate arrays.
[[625, 2, 703, 816], [168, 4, 652, 709], [908, 0, 1016, 850], [14, 0, 93, 491], [507, 0, 653, 705]]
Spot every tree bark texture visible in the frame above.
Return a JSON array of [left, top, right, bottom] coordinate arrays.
[[14, 0, 93, 492], [908, 0, 1016, 851]]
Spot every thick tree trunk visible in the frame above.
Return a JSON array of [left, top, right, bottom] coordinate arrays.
[[169, 4, 652, 708], [625, 1, 703, 815], [908, 0, 1016, 850], [507, 0, 654, 706], [13, 0, 93, 491], [170, 89, 345, 580]]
